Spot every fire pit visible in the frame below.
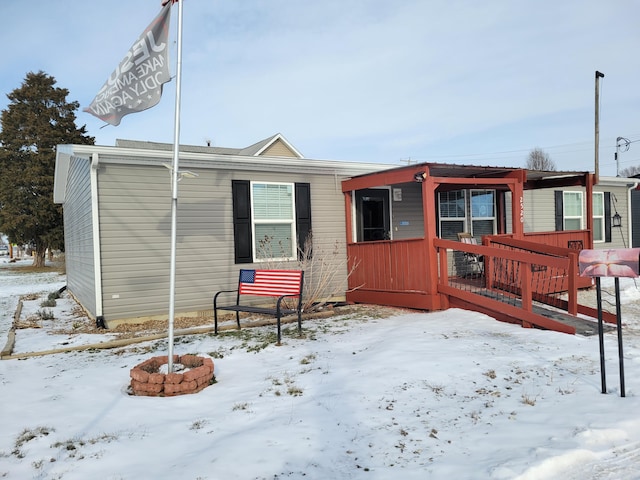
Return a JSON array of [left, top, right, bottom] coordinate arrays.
[[129, 354, 215, 397]]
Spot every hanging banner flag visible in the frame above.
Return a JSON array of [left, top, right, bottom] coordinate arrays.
[[84, 2, 172, 126]]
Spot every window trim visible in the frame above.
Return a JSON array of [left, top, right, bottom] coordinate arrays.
[[438, 190, 467, 239], [593, 191, 605, 243], [562, 191, 584, 230], [250, 181, 297, 262], [470, 189, 497, 237]]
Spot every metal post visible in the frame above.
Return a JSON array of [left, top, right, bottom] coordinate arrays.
[[594, 71, 604, 185], [167, 0, 184, 373], [596, 277, 606, 394], [614, 278, 625, 397]]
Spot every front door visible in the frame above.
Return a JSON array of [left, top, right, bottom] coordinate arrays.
[[356, 189, 390, 241]]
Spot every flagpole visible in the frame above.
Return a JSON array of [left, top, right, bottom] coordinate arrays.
[[168, 0, 184, 373]]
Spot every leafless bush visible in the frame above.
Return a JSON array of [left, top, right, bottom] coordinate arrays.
[[256, 233, 360, 312]]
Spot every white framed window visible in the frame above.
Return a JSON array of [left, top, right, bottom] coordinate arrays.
[[439, 190, 466, 240], [563, 191, 583, 230], [593, 192, 604, 243], [470, 190, 496, 237], [251, 182, 296, 261]]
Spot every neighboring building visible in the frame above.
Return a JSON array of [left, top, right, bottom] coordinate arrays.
[[54, 134, 392, 327], [524, 176, 639, 250]]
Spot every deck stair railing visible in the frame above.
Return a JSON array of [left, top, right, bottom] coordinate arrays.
[[435, 236, 615, 333], [484, 236, 581, 311]]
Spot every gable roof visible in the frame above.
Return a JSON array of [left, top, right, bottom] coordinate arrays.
[[115, 133, 303, 159], [238, 133, 303, 158]]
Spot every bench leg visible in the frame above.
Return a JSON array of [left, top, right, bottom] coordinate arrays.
[[214, 306, 218, 335], [276, 314, 282, 346]]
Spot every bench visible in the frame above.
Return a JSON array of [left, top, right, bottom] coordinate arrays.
[[213, 269, 304, 345]]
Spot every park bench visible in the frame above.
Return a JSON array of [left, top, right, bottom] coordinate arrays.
[[213, 269, 304, 345]]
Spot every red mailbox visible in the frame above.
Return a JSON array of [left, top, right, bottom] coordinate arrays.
[[578, 248, 640, 278]]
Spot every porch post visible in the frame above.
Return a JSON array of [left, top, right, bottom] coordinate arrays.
[[511, 180, 525, 238], [422, 172, 440, 303], [343, 191, 353, 244], [585, 173, 594, 249]]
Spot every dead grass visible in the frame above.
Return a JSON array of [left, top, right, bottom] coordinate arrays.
[[1, 262, 65, 275], [15, 303, 407, 340]]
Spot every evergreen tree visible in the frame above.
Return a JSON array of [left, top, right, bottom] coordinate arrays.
[[0, 71, 94, 267]]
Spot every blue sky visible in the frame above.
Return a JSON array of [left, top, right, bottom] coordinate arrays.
[[2, 0, 639, 175]]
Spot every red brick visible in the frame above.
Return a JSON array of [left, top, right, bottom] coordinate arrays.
[[165, 372, 183, 384], [183, 366, 205, 383], [130, 368, 150, 382], [196, 375, 213, 387], [180, 355, 201, 368], [131, 379, 163, 394], [202, 358, 214, 373], [148, 373, 165, 384]]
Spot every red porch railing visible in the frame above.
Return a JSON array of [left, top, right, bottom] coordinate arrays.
[[485, 234, 593, 292], [347, 238, 428, 292], [523, 229, 592, 251], [435, 237, 616, 333]]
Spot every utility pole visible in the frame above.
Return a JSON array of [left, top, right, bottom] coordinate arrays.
[[594, 71, 605, 184]]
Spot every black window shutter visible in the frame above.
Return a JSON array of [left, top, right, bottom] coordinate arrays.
[[604, 191, 612, 243], [554, 191, 563, 231], [295, 183, 312, 259], [232, 180, 253, 263]]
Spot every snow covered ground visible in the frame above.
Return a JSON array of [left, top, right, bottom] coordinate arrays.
[[1, 257, 640, 479]]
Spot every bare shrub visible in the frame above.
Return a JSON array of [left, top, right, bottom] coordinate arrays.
[[256, 233, 360, 312]]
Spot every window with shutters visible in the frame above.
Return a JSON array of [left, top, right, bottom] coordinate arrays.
[[232, 180, 311, 263]]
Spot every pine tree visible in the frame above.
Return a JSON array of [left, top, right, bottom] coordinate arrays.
[[0, 71, 94, 267]]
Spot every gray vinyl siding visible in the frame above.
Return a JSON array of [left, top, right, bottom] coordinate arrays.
[[525, 184, 632, 249], [391, 183, 425, 239], [504, 191, 513, 234], [523, 188, 556, 232], [63, 156, 97, 317], [603, 185, 632, 249], [97, 163, 351, 322]]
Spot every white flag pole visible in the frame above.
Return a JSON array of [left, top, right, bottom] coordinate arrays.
[[168, 0, 184, 373]]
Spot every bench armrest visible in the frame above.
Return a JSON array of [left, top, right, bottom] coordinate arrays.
[[213, 289, 239, 306], [275, 293, 303, 311]]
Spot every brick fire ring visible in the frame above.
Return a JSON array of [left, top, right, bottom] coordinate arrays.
[[129, 354, 215, 397]]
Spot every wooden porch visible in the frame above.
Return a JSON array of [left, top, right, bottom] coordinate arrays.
[[342, 163, 615, 334]]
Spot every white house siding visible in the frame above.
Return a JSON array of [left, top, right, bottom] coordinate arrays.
[[524, 183, 633, 250], [63, 156, 97, 317], [96, 163, 353, 324]]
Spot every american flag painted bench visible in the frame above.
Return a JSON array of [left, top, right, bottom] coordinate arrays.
[[213, 269, 304, 345]]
